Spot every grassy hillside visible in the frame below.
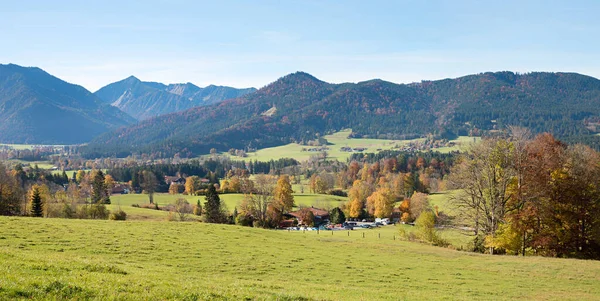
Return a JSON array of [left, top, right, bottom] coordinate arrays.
[[84, 71, 600, 158], [218, 130, 477, 162], [109, 192, 347, 221], [0, 217, 599, 300]]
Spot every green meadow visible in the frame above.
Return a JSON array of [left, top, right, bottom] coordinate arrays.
[[1, 217, 599, 300], [217, 130, 480, 162], [109, 192, 347, 221]]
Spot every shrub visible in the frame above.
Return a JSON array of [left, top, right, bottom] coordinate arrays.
[[328, 189, 348, 197], [109, 209, 127, 221], [236, 214, 254, 227], [415, 211, 449, 247]]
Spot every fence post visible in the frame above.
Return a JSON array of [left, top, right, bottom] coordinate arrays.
[[348, 231, 350, 237], [362, 232, 365, 238], [378, 233, 380, 239], [317, 229, 319, 234]]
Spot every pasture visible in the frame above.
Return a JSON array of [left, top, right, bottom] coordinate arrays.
[[108, 192, 347, 221], [217, 130, 479, 162], [1, 217, 599, 300]]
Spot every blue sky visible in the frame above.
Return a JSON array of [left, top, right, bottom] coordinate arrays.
[[1, 0, 598, 91]]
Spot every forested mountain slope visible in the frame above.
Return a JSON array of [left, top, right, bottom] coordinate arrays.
[[84, 71, 600, 158], [0, 64, 135, 144]]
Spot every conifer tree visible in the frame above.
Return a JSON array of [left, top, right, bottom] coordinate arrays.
[[30, 185, 43, 217], [204, 185, 223, 223]]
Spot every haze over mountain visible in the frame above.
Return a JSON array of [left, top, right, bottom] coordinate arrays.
[[0, 64, 135, 144], [94, 77, 256, 120], [83, 70, 600, 158]]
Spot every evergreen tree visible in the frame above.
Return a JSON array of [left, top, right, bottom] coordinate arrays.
[[329, 207, 346, 224], [30, 186, 43, 217], [194, 199, 202, 216], [204, 185, 223, 223], [91, 170, 110, 204]]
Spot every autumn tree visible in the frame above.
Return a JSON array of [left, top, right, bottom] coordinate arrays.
[[184, 176, 201, 195], [273, 175, 294, 212], [347, 180, 373, 218], [298, 208, 315, 227], [174, 198, 193, 221], [0, 162, 24, 215], [366, 186, 395, 218], [241, 174, 276, 228], [409, 192, 430, 221], [449, 138, 516, 254]]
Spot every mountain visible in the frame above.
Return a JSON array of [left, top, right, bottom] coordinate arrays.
[[83, 71, 600, 158], [94, 77, 256, 120], [0, 64, 136, 144]]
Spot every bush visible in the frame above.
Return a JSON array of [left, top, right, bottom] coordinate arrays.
[[236, 214, 254, 227], [415, 211, 449, 247], [328, 189, 348, 197], [109, 209, 127, 221]]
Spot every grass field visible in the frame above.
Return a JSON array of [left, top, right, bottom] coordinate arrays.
[[0, 217, 599, 300], [217, 130, 480, 162], [109, 192, 347, 221]]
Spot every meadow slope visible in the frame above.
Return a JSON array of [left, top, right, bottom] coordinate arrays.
[[1, 217, 599, 300]]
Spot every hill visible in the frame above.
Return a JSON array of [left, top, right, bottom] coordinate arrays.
[[84, 71, 600, 158], [0, 64, 135, 144], [1, 217, 599, 300], [94, 76, 256, 120]]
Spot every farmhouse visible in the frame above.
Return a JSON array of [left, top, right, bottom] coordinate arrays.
[[286, 207, 330, 226], [164, 176, 185, 185], [111, 184, 130, 195]]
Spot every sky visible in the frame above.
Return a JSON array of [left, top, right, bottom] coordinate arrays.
[[1, 0, 599, 91]]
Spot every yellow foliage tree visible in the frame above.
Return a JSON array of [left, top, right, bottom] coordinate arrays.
[[184, 176, 201, 195], [367, 186, 395, 218], [273, 175, 294, 212]]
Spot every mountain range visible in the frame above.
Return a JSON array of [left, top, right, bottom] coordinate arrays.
[[83, 71, 600, 158], [0, 64, 135, 144], [94, 76, 256, 120]]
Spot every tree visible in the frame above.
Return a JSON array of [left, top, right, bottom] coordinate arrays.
[[366, 186, 395, 218], [30, 185, 43, 217], [273, 175, 294, 212], [347, 180, 373, 218], [140, 171, 158, 204], [194, 199, 202, 216], [174, 198, 193, 221], [104, 174, 116, 191], [240, 174, 276, 228], [329, 207, 346, 224], [169, 183, 182, 194], [75, 170, 86, 183], [91, 170, 110, 204], [415, 210, 447, 246], [449, 138, 516, 254], [229, 176, 241, 193], [204, 185, 225, 223], [409, 192, 430, 221], [298, 208, 315, 226], [185, 176, 202, 195], [0, 162, 23, 216]]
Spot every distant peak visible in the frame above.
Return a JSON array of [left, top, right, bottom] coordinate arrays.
[[283, 71, 320, 81], [124, 75, 140, 81]]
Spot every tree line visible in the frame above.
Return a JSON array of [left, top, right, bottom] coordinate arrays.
[[449, 128, 600, 259]]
